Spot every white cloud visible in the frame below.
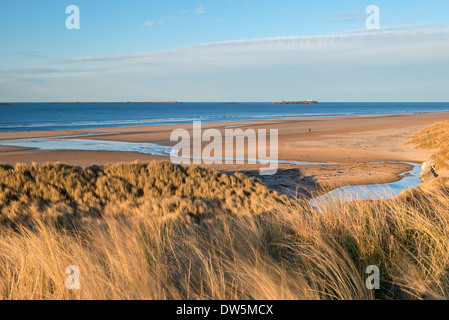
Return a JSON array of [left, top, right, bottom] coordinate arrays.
[[3, 25, 449, 101], [182, 6, 205, 15], [56, 27, 449, 97], [143, 20, 155, 27], [0, 51, 47, 58], [195, 6, 205, 14], [335, 22, 448, 34], [57, 26, 449, 68], [143, 20, 164, 27], [321, 10, 366, 23]]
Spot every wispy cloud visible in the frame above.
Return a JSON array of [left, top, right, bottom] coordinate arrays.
[[0, 51, 47, 58], [182, 6, 205, 15], [3, 25, 449, 102], [0, 67, 101, 77], [143, 20, 165, 27], [143, 6, 205, 28], [55, 26, 449, 69], [195, 6, 205, 14], [335, 22, 449, 34], [320, 10, 367, 23]]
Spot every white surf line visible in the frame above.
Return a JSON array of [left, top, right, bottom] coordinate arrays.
[[45, 132, 118, 139]]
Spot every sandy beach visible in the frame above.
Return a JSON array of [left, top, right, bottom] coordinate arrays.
[[1, 112, 449, 196]]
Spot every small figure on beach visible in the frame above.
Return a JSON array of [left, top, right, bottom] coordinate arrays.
[[430, 165, 439, 178], [309, 129, 312, 133], [420, 161, 439, 178]]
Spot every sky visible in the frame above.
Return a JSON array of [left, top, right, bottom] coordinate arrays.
[[0, 0, 449, 102]]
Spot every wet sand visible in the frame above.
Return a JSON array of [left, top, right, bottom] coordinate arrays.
[[1, 112, 449, 195]]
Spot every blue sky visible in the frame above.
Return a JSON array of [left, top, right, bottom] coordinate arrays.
[[1, 0, 449, 102]]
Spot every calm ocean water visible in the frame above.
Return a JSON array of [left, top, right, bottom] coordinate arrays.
[[1, 102, 449, 133]]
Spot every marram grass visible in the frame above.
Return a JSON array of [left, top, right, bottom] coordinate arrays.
[[0, 162, 449, 300], [408, 120, 449, 169]]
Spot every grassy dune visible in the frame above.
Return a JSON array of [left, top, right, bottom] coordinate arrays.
[[1, 162, 449, 300], [408, 120, 449, 169]]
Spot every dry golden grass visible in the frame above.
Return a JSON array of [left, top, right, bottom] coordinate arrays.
[[408, 120, 449, 169], [0, 162, 449, 300]]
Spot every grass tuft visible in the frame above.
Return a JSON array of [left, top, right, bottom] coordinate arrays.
[[0, 162, 449, 299]]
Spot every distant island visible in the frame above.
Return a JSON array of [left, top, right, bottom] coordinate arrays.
[[48, 101, 183, 104], [225, 100, 319, 105], [126, 101, 182, 104], [270, 100, 318, 105], [0, 103, 12, 106]]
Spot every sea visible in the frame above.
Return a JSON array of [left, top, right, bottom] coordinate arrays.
[[1, 102, 449, 133]]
